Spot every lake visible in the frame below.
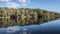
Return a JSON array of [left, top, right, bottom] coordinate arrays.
[[0, 19, 60, 34]]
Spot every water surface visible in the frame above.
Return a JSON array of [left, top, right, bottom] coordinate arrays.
[[0, 19, 60, 34]]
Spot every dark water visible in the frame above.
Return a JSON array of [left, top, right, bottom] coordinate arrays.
[[0, 19, 60, 34]]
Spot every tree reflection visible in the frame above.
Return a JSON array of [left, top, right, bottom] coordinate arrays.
[[0, 14, 60, 28]]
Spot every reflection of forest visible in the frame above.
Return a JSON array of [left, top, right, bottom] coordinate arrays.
[[0, 8, 60, 28], [0, 14, 60, 28]]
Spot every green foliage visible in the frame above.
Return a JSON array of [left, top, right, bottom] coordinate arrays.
[[0, 7, 60, 28]]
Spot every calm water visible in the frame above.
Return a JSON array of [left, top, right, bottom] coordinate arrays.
[[0, 19, 60, 34]]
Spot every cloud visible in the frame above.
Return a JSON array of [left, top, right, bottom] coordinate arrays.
[[22, 3, 27, 6], [0, 0, 11, 2], [6, 2, 20, 8], [6, 1, 28, 8], [0, 0, 21, 8], [19, 0, 27, 3], [0, 0, 31, 8], [23, 28, 28, 30], [19, 0, 30, 3], [6, 26, 20, 33], [18, 0, 31, 6]]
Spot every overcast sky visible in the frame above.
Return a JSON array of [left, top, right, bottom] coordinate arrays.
[[0, 0, 60, 13]]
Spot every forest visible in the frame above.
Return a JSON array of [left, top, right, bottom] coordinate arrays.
[[0, 7, 60, 28]]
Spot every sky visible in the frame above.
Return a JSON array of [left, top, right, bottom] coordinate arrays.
[[0, 0, 60, 13]]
